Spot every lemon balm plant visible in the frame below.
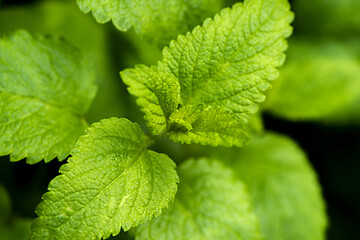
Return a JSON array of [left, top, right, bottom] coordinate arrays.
[[0, 0, 329, 239]]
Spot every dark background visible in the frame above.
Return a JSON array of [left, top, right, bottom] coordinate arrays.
[[1, 0, 359, 239]]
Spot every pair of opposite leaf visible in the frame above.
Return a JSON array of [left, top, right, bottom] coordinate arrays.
[[0, 0, 293, 162], [121, 0, 293, 146], [0, 0, 295, 239]]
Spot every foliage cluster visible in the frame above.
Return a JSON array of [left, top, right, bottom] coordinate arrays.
[[0, 0, 359, 239]]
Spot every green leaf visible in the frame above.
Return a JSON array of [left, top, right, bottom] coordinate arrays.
[[0, 0, 128, 124], [121, 65, 180, 135], [163, 0, 293, 115], [76, 0, 224, 46], [0, 30, 96, 163], [167, 105, 249, 146], [136, 158, 263, 240], [220, 133, 328, 240], [122, 0, 293, 146], [263, 39, 360, 121], [31, 118, 178, 239]]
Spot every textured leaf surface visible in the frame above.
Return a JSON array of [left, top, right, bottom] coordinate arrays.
[[0, 30, 96, 163], [136, 158, 263, 240], [31, 118, 178, 240], [167, 105, 249, 146], [122, 0, 293, 146], [76, 0, 224, 45], [163, 0, 293, 114], [220, 133, 328, 240], [121, 65, 180, 135], [264, 40, 360, 120]]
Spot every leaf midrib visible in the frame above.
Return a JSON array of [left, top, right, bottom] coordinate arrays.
[[54, 146, 148, 231], [184, 0, 283, 103]]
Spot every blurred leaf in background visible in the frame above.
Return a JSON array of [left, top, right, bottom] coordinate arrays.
[[264, 0, 360, 125], [218, 133, 328, 240], [76, 0, 225, 47], [264, 40, 360, 121], [0, 184, 32, 240], [0, 0, 127, 123]]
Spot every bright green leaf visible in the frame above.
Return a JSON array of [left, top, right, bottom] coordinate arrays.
[[163, 0, 293, 115], [0, 30, 96, 163], [136, 158, 263, 240], [122, 0, 293, 146], [76, 0, 224, 46], [264, 40, 360, 121], [167, 105, 249, 146], [121, 65, 180, 135], [31, 118, 178, 240], [220, 133, 328, 240]]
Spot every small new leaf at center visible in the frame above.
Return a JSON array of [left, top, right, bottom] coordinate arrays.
[[121, 0, 294, 147]]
